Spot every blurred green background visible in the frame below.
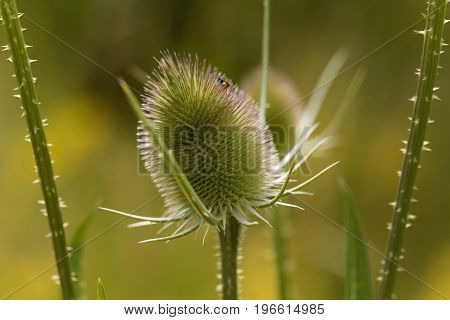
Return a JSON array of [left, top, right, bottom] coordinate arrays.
[[1, 0, 449, 300]]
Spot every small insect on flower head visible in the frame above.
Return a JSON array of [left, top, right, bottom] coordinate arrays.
[[217, 76, 230, 89], [103, 52, 335, 243]]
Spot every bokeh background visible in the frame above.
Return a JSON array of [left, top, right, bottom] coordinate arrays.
[[1, 0, 449, 300]]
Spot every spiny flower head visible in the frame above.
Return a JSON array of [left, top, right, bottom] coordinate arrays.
[[102, 52, 336, 242], [138, 53, 283, 228]]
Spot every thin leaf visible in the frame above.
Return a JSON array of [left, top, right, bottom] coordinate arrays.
[[99, 207, 187, 223], [138, 222, 201, 243], [259, 125, 317, 208], [276, 202, 304, 210], [287, 161, 340, 193], [297, 49, 348, 133], [305, 67, 366, 153], [321, 67, 366, 138], [118, 80, 219, 227], [231, 209, 258, 226], [70, 212, 95, 299], [246, 206, 272, 227], [278, 124, 317, 168], [127, 221, 153, 228], [97, 278, 106, 300], [259, 159, 295, 208], [339, 179, 373, 300], [292, 137, 329, 174]]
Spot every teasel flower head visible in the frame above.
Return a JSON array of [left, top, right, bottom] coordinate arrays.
[[142, 52, 282, 222], [102, 52, 338, 242]]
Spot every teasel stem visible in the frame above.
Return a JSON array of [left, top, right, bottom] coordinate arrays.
[[379, 0, 447, 299], [258, 0, 270, 123], [272, 207, 293, 299], [257, 0, 297, 299], [218, 216, 241, 300], [0, 0, 74, 299], [258, 0, 293, 300]]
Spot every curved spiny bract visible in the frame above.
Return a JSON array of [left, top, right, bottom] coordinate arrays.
[[139, 53, 283, 228]]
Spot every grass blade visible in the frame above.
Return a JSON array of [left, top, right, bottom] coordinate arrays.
[[339, 179, 373, 300], [379, 0, 448, 299], [97, 278, 106, 300], [118, 80, 219, 227], [70, 213, 95, 299], [0, 0, 74, 299]]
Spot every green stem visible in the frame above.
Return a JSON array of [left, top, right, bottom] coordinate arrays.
[[258, 0, 293, 300], [0, 0, 75, 299], [378, 0, 447, 299], [218, 217, 240, 300], [272, 208, 293, 299], [258, 0, 270, 123]]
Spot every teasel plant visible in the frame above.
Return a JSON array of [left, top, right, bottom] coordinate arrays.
[[378, 0, 448, 299], [116, 0, 357, 299], [100, 51, 339, 300], [0, 0, 75, 299], [103, 0, 358, 300]]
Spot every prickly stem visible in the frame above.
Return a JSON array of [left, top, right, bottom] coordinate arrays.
[[218, 216, 241, 300], [272, 207, 293, 299], [379, 0, 448, 299], [0, 0, 75, 299]]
